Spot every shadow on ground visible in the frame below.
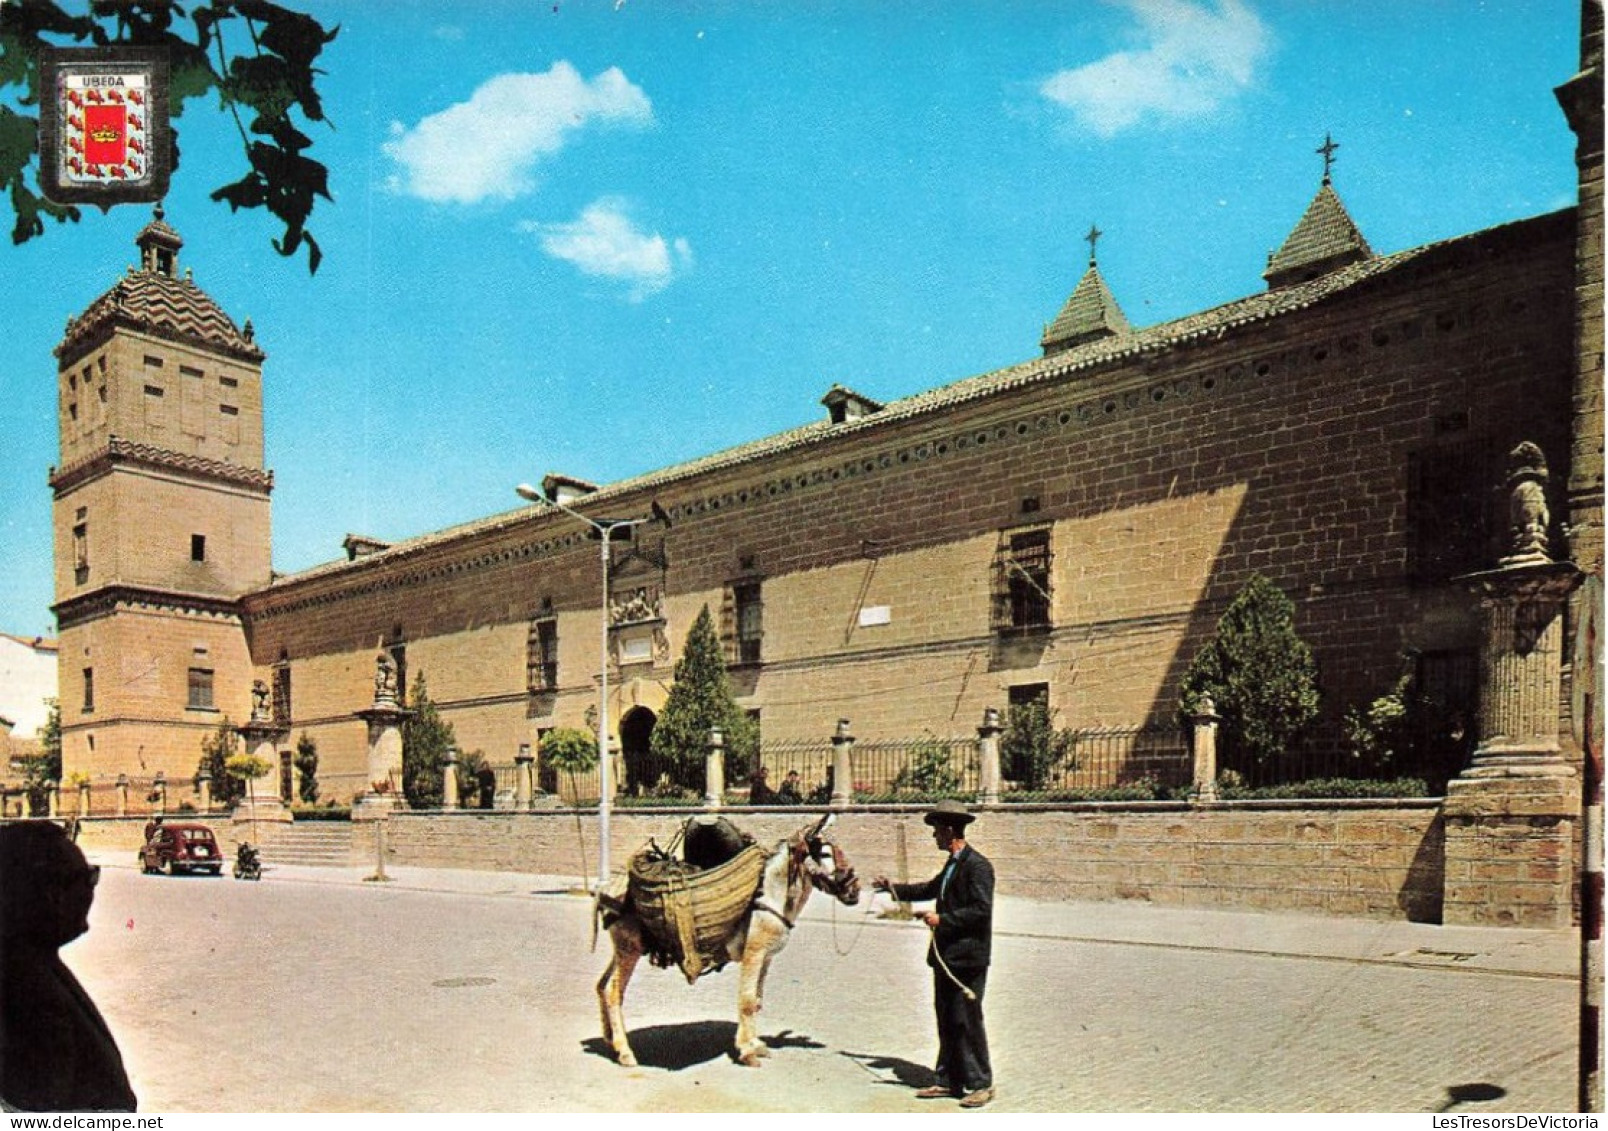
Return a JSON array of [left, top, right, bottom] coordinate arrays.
[[583, 1022, 735, 1070], [841, 1050, 934, 1089], [582, 1024, 827, 1070]]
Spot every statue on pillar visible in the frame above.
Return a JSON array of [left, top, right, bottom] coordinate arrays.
[[250, 679, 271, 723], [374, 652, 399, 706], [1500, 441, 1552, 567]]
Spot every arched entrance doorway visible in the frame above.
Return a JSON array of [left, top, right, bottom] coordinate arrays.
[[618, 707, 658, 796]]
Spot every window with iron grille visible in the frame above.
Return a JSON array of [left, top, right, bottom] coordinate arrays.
[[187, 667, 215, 710], [272, 662, 292, 726], [73, 520, 89, 585], [388, 642, 407, 705], [527, 618, 558, 691], [82, 667, 94, 713], [734, 582, 763, 665], [1406, 440, 1495, 584], [992, 527, 1053, 631]]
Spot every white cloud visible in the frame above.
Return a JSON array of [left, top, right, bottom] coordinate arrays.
[[1040, 0, 1270, 137], [384, 63, 652, 204], [524, 198, 692, 300]]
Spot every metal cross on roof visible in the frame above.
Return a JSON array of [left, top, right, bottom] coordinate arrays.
[[1085, 223, 1103, 265], [1317, 132, 1339, 183]]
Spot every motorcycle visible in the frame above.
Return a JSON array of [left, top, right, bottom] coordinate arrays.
[[233, 841, 262, 881]]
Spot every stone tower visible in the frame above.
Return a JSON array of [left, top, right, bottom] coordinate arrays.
[[49, 208, 272, 784]]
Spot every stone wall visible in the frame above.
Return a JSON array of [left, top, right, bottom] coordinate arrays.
[[242, 211, 1578, 800], [371, 802, 1446, 922]]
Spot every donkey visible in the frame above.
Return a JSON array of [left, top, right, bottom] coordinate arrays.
[[595, 815, 862, 1067]]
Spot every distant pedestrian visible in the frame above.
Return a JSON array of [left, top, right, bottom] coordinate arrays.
[[0, 821, 137, 1112], [872, 799, 995, 1109], [748, 766, 778, 806], [777, 770, 803, 805]]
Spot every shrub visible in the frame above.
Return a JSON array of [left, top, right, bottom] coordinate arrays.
[[1179, 574, 1321, 778], [1343, 659, 1472, 792], [294, 732, 320, 804], [542, 727, 598, 804], [20, 700, 61, 815], [1216, 777, 1431, 801], [196, 717, 246, 808], [1001, 698, 1076, 791], [890, 735, 964, 795]]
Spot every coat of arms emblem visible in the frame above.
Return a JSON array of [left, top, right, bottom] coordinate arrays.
[[39, 48, 170, 208]]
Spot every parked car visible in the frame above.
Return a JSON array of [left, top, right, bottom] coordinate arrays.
[[139, 823, 224, 876]]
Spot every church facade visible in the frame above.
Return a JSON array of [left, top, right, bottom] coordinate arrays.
[[51, 27, 1603, 806]]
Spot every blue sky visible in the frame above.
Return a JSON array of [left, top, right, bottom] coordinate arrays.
[[0, 0, 1582, 639]]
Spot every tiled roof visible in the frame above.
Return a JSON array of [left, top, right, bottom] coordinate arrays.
[[1042, 263, 1131, 355], [57, 212, 262, 367], [256, 208, 1568, 595], [58, 269, 264, 365], [1264, 181, 1372, 288], [0, 633, 57, 654]]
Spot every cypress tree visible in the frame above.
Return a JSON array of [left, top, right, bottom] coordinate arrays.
[[650, 605, 758, 790], [401, 672, 455, 807], [1179, 574, 1321, 777]]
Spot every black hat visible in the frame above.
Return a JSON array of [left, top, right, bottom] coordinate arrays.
[[923, 799, 975, 828]]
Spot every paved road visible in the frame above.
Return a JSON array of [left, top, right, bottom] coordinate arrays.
[[65, 860, 1579, 1113]]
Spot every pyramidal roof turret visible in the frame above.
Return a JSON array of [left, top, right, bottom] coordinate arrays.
[[56, 204, 264, 368], [1042, 224, 1130, 357], [1264, 133, 1373, 289]]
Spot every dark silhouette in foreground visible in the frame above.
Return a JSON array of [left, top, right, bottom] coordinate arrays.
[[1, 822, 137, 1112]]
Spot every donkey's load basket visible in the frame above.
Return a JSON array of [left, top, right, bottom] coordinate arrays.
[[628, 839, 769, 984]]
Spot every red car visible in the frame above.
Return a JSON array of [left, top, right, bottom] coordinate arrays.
[[139, 823, 224, 876]]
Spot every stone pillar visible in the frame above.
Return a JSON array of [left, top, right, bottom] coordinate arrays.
[[77, 779, 91, 819], [830, 718, 853, 810], [1191, 695, 1223, 804], [1444, 443, 1582, 927], [115, 774, 128, 817], [704, 726, 725, 809], [976, 707, 1002, 806], [236, 690, 292, 827], [354, 653, 413, 821], [151, 772, 166, 816], [442, 748, 460, 811], [197, 770, 213, 814], [47, 782, 60, 819], [515, 744, 535, 810]]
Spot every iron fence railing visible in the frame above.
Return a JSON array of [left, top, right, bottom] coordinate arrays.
[[1019, 725, 1192, 798]]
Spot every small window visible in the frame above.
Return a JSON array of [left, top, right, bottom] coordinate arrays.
[[220, 404, 239, 416], [992, 528, 1053, 631], [734, 582, 763, 665], [190, 534, 206, 562], [187, 668, 215, 710], [180, 365, 204, 378], [220, 375, 239, 389], [527, 618, 558, 691], [144, 355, 164, 368], [72, 522, 89, 584], [82, 667, 95, 713], [145, 385, 165, 398], [272, 663, 292, 726]]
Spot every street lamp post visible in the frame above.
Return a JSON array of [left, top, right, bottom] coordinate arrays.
[[516, 483, 650, 890]]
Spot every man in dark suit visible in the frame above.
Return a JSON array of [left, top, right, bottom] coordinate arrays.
[[873, 799, 995, 1108], [0, 821, 137, 1112]]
